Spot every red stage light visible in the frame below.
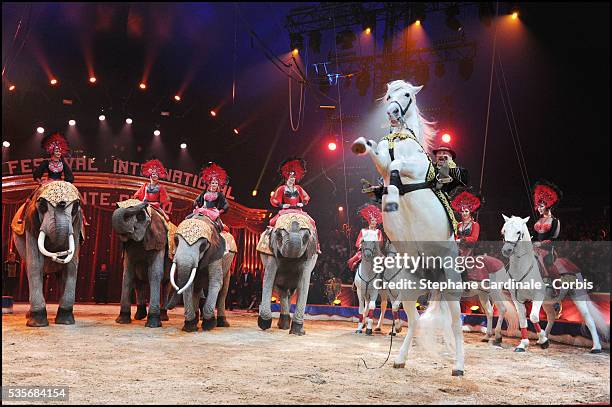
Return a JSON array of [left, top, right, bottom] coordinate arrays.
[[328, 142, 337, 151], [50, 79, 58, 86], [441, 133, 452, 143], [174, 95, 181, 102], [210, 110, 217, 117], [233, 128, 239, 135], [338, 206, 344, 212], [8, 85, 16, 91], [89, 76, 97, 83], [139, 83, 147, 90]]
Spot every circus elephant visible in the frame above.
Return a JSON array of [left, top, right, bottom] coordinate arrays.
[[111, 199, 175, 328], [167, 217, 229, 332], [256, 212, 319, 336], [11, 181, 84, 327]]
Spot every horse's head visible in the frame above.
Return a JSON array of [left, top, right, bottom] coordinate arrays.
[[382, 80, 422, 128], [501, 214, 531, 258], [360, 238, 382, 262]]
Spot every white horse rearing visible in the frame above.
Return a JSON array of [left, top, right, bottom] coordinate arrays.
[[352, 80, 465, 376]]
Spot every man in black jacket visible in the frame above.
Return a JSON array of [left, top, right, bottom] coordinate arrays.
[[432, 146, 469, 195]]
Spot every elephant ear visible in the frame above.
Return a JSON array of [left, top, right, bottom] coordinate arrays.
[[24, 196, 43, 236], [200, 230, 225, 267], [71, 201, 84, 244], [305, 230, 318, 259], [143, 210, 166, 251]]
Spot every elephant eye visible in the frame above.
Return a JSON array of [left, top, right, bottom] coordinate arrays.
[[136, 211, 146, 222]]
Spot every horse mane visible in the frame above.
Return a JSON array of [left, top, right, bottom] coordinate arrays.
[[379, 79, 437, 154]]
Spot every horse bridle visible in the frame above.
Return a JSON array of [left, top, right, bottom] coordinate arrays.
[[388, 93, 413, 129], [504, 230, 537, 303]]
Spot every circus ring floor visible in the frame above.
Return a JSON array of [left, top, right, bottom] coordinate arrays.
[[2, 304, 609, 405]]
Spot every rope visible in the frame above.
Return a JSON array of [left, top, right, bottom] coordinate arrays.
[[477, 2, 499, 222], [288, 72, 304, 132]]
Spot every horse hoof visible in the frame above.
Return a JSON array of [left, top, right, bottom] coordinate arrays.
[[451, 370, 464, 377], [115, 311, 131, 324], [352, 142, 366, 154], [182, 318, 198, 332], [277, 314, 291, 330], [55, 307, 75, 325], [374, 327, 381, 332], [384, 203, 399, 212], [393, 362, 405, 369], [481, 337, 492, 343], [216, 316, 230, 327], [389, 331, 397, 337], [355, 329, 363, 334], [201, 317, 216, 331], [145, 314, 162, 328], [160, 309, 169, 321], [134, 305, 147, 320], [493, 338, 503, 346], [365, 328, 373, 336], [26, 309, 49, 327], [289, 321, 305, 336], [514, 347, 526, 353], [539, 340, 550, 349], [258, 316, 272, 330], [590, 348, 602, 354]]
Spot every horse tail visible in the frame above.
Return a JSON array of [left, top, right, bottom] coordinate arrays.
[[414, 291, 455, 359], [585, 299, 610, 343]]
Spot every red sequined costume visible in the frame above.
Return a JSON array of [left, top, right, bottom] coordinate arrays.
[[532, 180, 579, 278], [269, 158, 316, 229], [188, 163, 229, 230], [133, 159, 170, 219], [451, 190, 503, 281], [347, 204, 383, 271]]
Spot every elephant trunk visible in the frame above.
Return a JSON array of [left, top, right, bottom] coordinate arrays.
[[170, 262, 197, 295], [38, 232, 74, 264], [282, 232, 304, 258]]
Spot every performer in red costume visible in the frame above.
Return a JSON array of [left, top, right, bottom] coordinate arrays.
[[187, 162, 229, 231], [532, 180, 579, 279], [347, 204, 383, 272], [133, 159, 170, 220], [268, 158, 314, 227]]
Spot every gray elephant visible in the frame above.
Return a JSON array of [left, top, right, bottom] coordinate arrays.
[[256, 212, 318, 335], [11, 181, 83, 327], [111, 200, 174, 328], [168, 217, 229, 332]]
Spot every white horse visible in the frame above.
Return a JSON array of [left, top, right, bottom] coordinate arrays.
[[352, 79, 465, 376], [354, 239, 402, 336], [501, 215, 609, 352]]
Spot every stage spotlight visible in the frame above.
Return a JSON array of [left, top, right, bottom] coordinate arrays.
[[290, 32, 303, 52], [271, 296, 277, 303], [50, 78, 58, 86], [68, 120, 76, 126], [336, 30, 356, 50], [3, 141, 10, 148], [338, 206, 344, 212], [89, 76, 97, 83], [458, 58, 474, 80], [154, 130, 161, 136], [435, 62, 445, 78], [8, 84, 16, 91], [125, 118, 133, 124], [361, 11, 376, 33], [442, 133, 452, 143], [252, 189, 258, 197], [139, 82, 147, 90], [332, 299, 341, 306], [511, 11, 519, 20], [37, 127, 45, 134], [210, 110, 217, 117], [414, 20, 421, 26], [365, 27, 371, 34], [478, 3, 494, 26], [308, 30, 321, 54], [328, 141, 337, 151], [233, 128, 239, 135], [174, 95, 181, 102], [292, 48, 299, 56], [445, 5, 463, 32], [180, 142, 187, 149], [470, 305, 480, 312], [99, 115, 106, 121]]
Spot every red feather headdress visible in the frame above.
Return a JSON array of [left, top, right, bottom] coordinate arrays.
[[41, 133, 70, 155], [451, 190, 482, 214], [358, 204, 383, 225], [141, 159, 167, 178], [200, 162, 228, 186], [279, 158, 306, 182], [533, 180, 562, 209]]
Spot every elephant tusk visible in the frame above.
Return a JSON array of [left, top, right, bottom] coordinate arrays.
[[37, 231, 60, 261], [170, 263, 179, 291], [58, 234, 76, 264], [177, 267, 197, 295]]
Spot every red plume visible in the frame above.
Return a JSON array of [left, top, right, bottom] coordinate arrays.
[[533, 180, 562, 209], [279, 158, 306, 182], [200, 163, 228, 186], [451, 190, 481, 213], [141, 159, 167, 178], [41, 133, 70, 155], [358, 204, 383, 224]]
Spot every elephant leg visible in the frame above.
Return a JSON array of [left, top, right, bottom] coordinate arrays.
[[116, 253, 134, 324], [278, 289, 291, 330], [25, 234, 48, 327], [56, 259, 78, 325], [134, 280, 148, 320], [145, 252, 164, 328], [181, 283, 198, 332], [290, 254, 317, 336], [258, 254, 277, 330], [202, 259, 223, 331], [216, 253, 234, 327], [160, 281, 170, 321]]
